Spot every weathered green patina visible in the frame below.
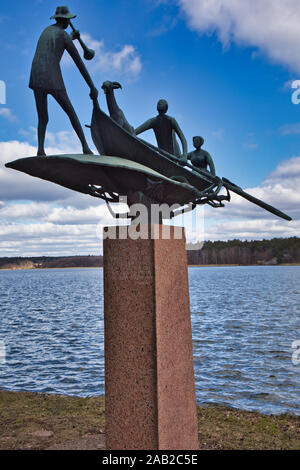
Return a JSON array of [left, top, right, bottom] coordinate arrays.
[[5, 154, 202, 208], [4, 8, 292, 222], [29, 6, 98, 156]]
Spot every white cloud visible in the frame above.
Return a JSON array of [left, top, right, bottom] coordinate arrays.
[[63, 34, 142, 80], [44, 130, 83, 154], [202, 216, 300, 241], [0, 135, 120, 255], [0, 107, 16, 122], [0, 140, 75, 201], [268, 156, 300, 181], [177, 0, 300, 74], [0, 135, 97, 202], [0, 222, 104, 256], [44, 204, 109, 225], [0, 133, 299, 255], [279, 123, 300, 135], [0, 201, 50, 220], [203, 155, 300, 240]]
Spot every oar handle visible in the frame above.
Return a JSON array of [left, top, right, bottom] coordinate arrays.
[[69, 21, 95, 60]]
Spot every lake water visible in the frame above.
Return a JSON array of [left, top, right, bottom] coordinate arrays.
[[0, 266, 299, 415]]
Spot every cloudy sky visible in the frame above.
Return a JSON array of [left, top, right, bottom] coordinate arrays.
[[0, 0, 300, 256]]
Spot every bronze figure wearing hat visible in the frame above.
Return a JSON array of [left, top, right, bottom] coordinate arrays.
[[29, 6, 98, 156], [50, 6, 77, 20]]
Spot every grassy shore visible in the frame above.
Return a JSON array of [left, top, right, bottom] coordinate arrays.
[[0, 391, 299, 450]]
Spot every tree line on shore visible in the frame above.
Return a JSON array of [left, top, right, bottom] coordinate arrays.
[[0, 255, 103, 270], [0, 237, 299, 269], [186, 237, 300, 265]]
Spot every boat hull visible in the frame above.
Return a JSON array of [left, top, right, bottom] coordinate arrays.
[[5, 154, 201, 207], [90, 103, 212, 192]]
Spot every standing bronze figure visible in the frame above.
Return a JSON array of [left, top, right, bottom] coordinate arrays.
[[29, 6, 98, 156], [135, 99, 188, 162]]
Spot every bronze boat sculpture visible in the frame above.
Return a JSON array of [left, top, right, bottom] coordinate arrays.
[[5, 11, 292, 223], [6, 92, 292, 221], [88, 95, 292, 221]]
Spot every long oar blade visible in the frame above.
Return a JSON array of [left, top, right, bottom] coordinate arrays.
[[133, 143, 293, 221], [222, 178, 292, 221]]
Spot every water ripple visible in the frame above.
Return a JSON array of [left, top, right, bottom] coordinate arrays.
[[189, 266, 300, 415], [0, 266, 299, 415]]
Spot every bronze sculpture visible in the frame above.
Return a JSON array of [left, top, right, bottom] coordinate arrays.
[[101, 81, 134, 135], [29, 6, 98, 156], [186, 136, 216, 176], [5, 7, 292, 223], [135, 99, 187, 162]]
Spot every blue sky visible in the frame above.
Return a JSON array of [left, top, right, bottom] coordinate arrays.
[[0, 0, 300, 256]]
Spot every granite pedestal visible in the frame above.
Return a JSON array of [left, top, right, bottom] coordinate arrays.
[[103, 225, 198, 450]]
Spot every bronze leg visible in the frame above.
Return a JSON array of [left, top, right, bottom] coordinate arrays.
[[51, 89, 93, 155], [34, 89, 48, 156]]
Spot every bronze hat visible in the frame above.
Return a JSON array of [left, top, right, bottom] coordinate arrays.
[[50, 6, 76, 20]]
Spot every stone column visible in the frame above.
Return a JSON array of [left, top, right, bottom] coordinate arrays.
[[103, 225, 198, 450]]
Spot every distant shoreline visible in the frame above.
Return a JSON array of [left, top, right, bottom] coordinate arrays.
[[189, 263, 300, 267], [0, 266, 104, 271], [1, 263, 300, 271], [1, 237, 299, 270]]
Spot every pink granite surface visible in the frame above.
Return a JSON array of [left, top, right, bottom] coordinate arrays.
[[103, 225, 198, 450]]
